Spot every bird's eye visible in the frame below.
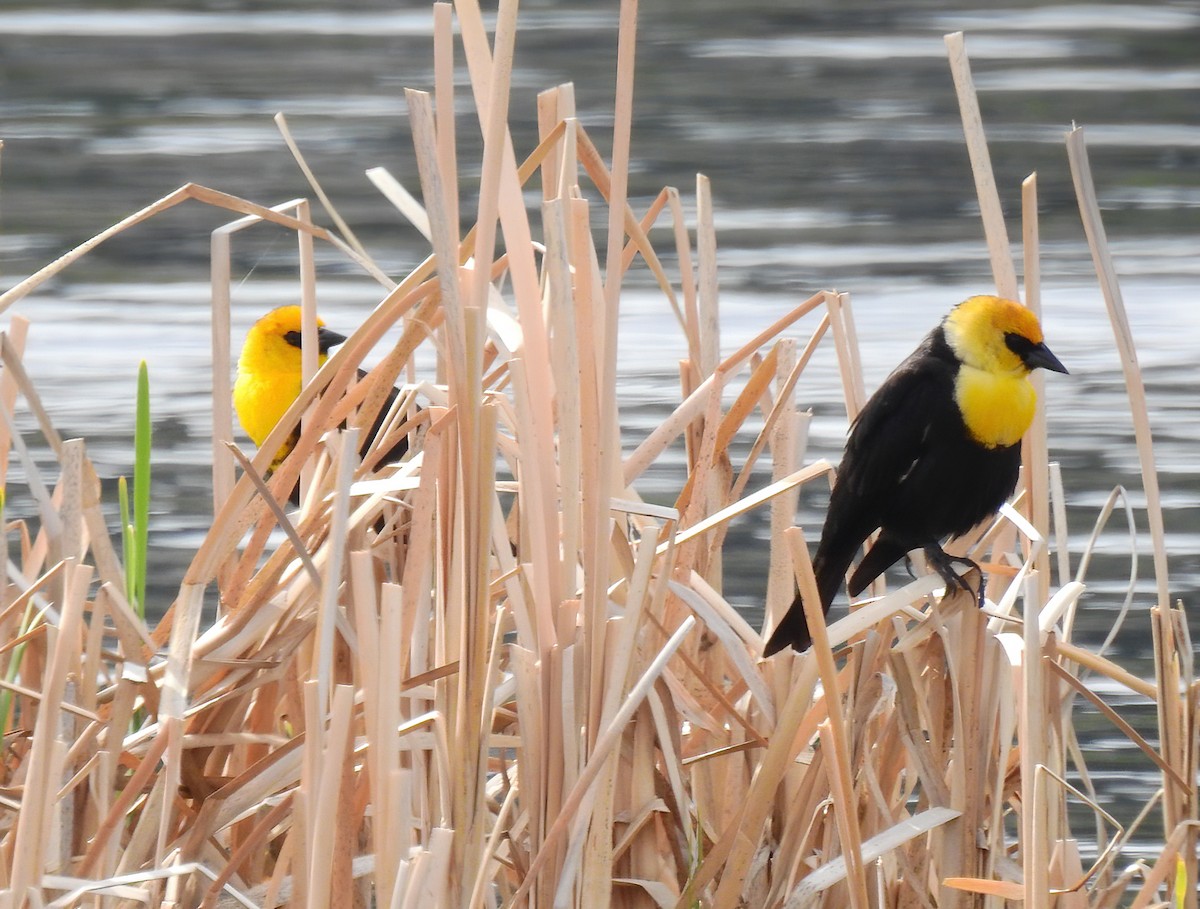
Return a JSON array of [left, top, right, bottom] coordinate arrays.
[[1004, 332, 1036, 358], [283, 330, 303, 349]]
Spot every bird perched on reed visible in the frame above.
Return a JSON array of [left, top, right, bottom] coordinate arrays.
[[763, 294, 1068, 655], [233, 305, 407, 489]]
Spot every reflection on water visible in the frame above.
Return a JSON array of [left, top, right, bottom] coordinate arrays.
[[931, 5, 1200, 31], [977, 66, 1200, 92], [696, 33, 1080, 59], [0, 0, 1196, 856], [0, 8, 615, 37]]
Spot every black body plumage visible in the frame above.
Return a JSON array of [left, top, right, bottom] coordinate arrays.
[[763, 308, 1064, 656]]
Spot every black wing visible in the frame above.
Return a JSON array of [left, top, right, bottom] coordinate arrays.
[[818, 330, 959, 556], [763, 329, 962, 656]]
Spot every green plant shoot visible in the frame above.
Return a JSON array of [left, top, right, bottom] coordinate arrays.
[[121, 361, 151, 619]]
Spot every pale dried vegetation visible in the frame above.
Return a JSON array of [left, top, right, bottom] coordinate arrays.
[[0, 4, 1194, 908]]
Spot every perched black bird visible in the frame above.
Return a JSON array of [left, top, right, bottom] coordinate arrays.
[[764, 295, 1068, 655]]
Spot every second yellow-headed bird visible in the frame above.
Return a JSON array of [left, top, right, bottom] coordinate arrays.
[[234, 306, 348, 474], [764, 295, 1068, 655], [234, 305, 408, 485]]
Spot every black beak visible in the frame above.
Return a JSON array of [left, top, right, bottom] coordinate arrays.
[[284, 327, 347, 353], [317, 326, 347, 353], [1005, 332, 1069, 375], [1023, 341, 1068, 375]]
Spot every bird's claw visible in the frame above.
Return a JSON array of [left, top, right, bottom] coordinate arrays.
[[923, 546, 986, 607]]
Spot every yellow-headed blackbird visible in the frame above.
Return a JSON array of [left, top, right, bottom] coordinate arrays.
[[763, 295, 1068, 655], [233, 305, 406, 483]]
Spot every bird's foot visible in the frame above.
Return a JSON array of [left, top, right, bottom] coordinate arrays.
[[922, 546, 986, 607]]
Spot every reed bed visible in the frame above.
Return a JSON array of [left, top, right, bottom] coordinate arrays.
[[0, 7, 1194, 908]]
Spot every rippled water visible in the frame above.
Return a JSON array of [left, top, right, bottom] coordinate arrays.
[[0, 1, 1196, 856]]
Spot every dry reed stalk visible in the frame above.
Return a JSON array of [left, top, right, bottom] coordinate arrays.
[[1066, 126, 1194, 908], [0, 10, 1189, 909], [0, 318, 30, 491], [1021, 173, 1053, 606], [275, 113, 371, 265], [1065, 129, 1170, 609], [944, 31, 1019, 301], [791, 528, 869, 909]]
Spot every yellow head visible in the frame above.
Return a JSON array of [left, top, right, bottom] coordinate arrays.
[[233, 306, 346, 449], [943, 295, 1067, 448], [943, 295, 1066, 376]]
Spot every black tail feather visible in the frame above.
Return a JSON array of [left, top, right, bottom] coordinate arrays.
[[762, 592, 813, 656], [847, 534, 909, 597], [763, 538, 858, 655]]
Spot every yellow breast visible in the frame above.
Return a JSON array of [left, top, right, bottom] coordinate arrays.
[[233, 369, 304, 448], [954, 366, 1036, 448]]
